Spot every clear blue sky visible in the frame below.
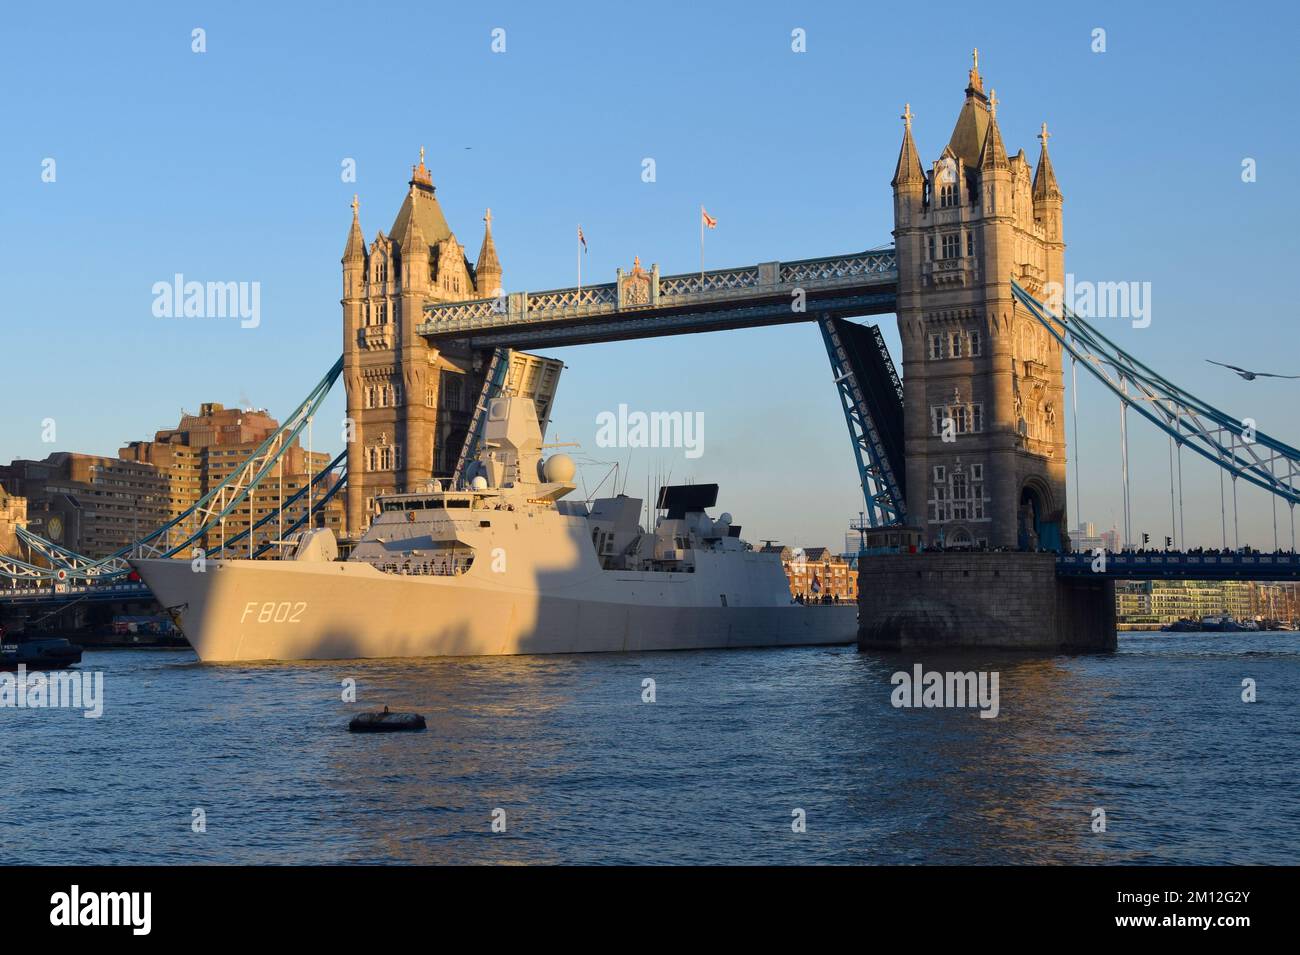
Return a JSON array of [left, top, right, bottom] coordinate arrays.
[[3, 0, 1298, 550]]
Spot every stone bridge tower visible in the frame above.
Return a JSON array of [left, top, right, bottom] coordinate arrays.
[[341, 151, 501, 537], [891, 52, 1068, 550]]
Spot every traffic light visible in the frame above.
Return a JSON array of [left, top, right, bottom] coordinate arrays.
[[1142, 533, 1150, 546], [1164, 536, 1173, 548]]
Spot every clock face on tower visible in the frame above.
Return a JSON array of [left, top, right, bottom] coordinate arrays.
[[47, 515, 64, 541]]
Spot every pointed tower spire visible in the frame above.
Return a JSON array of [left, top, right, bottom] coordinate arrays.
[[966, 47, 984, 97], [978, 89, 1009, 171], [949, 51, 990, 165], [410, 145, 434, 191], [475, 208, 503, 296], [1033, 122, 1062, 200], [342, 193, 365, 262], [891, 103, 925, 187]]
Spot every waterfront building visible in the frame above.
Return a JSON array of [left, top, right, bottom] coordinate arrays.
[[1221, 581, 1253, 622], [1112, 580, 1300, 626], [120, 402, 343, 555], [0, 454, 170, 559], [764, 544, 858, 602], [1115, 581, 1156, 625], [0, 483, 27, 557]]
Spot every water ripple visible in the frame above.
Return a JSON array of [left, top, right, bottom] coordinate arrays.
[[0, 632, 1296, 864]]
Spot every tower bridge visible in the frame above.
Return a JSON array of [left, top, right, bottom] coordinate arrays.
[[5, 53, 1300, 651], [415, 250, 899, 348]]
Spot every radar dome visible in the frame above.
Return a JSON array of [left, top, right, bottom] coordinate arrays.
[[470, 475, 489, 491], [542, 453, 576, 484], [719, 513, 732, 524]]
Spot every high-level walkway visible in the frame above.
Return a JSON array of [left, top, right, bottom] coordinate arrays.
[[416, 250, 898, 348]]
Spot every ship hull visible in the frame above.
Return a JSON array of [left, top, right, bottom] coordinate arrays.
[[131, 558, 856, 663]]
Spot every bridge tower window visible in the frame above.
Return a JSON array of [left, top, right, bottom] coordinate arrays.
[[951, 471, 969, 520], [930, 334, 944, 360], [941, 233, 960, 259], [955, 406, 969, 433]]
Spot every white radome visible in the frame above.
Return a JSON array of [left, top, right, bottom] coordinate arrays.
[[542, 453, 576, 484]]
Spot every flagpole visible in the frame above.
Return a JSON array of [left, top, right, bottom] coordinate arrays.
[[577, 226, 582, 293], [699, 205, 704, 282]]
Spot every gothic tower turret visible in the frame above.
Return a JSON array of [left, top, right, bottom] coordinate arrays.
[[341, 195, 368, 536], [1032, 122, 1065, 291], [891, 53, 1069, 551], [341, 149, 491, 536], [475, 208, 503, 298]]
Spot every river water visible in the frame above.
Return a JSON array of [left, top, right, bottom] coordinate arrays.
[[2, 632, 1295, 864]]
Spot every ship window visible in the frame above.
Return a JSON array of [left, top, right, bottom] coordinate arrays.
[[479, 520, 491, 527]]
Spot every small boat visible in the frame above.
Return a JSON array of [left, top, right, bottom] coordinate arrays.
[[348, 707, 426, 733], [0, 636, 83, 671]]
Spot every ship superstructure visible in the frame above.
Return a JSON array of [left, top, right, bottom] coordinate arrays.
[[132, 397, 856, 661]]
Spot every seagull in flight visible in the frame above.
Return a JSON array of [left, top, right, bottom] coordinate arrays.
[[1206, 359, 1300, 381]]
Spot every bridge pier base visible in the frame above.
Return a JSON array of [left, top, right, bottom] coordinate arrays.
[[857, 552, 1116, 653]]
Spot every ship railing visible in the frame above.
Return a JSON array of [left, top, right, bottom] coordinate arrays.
[[379, 559, 474, 577]]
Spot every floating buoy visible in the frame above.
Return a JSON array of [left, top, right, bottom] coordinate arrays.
[[348, 705, 426, 733]]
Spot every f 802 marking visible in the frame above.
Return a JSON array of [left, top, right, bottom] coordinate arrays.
[[240, 601, 307, 624]]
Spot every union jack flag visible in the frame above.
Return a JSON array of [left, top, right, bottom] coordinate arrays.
[[701, 208, 717, 229]]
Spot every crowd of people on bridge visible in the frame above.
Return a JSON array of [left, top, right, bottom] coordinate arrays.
[[906, 542, 1297, 557]]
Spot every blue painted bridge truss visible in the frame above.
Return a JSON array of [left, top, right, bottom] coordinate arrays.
[[1013, 282, 1300, 547]]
